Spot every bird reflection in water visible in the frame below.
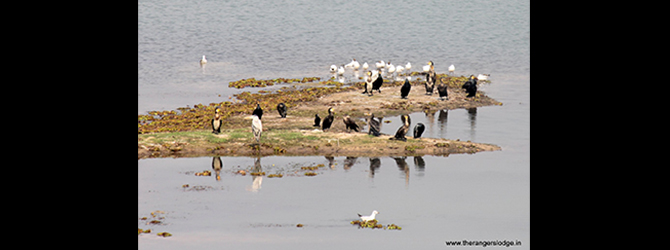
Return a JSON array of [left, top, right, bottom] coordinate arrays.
[[467, 107, 477, 140], [368, 157, 381, 178], [392, 157, 410, 187], [247, 156, 263, 192], [212, 156, 223, 181]]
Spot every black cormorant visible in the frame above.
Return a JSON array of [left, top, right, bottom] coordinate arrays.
[[425, 61, 436, 95], [252, 103, 263, 120], [400, 78, 411, 99], [343, 115, 359, 132], [371, 70, 383, 94], [277, 103, 287, 118], [322, 107, 334, 131], [390, 114, 411, 141], [313, 114, 321, 127], [437, 81, 448, 100], [413, 123, 425, 138], [211, 106, 222, 134], [368, 113, 381, 136], [462, 75, 478, 98]]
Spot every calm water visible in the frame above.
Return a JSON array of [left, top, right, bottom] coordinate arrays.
[[138, 0, 529, 248]]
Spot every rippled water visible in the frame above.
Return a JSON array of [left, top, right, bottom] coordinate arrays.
[[138, 0, 529, 248]]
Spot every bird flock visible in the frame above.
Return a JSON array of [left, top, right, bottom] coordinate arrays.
[[204, 55, 488, 146]]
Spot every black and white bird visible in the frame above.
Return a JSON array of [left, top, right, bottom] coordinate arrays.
[[425, 61, 436, 95], [462, 75, 478, 98], [371, 70, 383, 94], [313, 114, 321, 127], [413, 123, 425, 138], [357, 210, 379, 222], [211, 106, 222, 134], [390, 114, 411, 141], [343, 115, 360, 132], [437, 81, 448, 100], [400, 77, 412, 99], [252, 103, 263, 120], [368, 113, 381, 136], [322, 107, 335, 131], [362, 71, 374, 96], [276, 103, 287, 118]]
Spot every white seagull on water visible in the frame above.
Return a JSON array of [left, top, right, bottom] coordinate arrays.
[[357, 210, 379, 222]]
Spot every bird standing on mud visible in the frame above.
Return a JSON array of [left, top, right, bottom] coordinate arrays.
[[276, 103, 287, 118], [343, 115, 360, 132], [322, 107, 335, 131], [211, 106, 222, 134], [462, 75, 478, 98], [390, 114, 411, 141], [251, 114, 262, 144], [400, 77, 412, 99], [368, 113, 382, 136], [413, 123, 425, 138], [425, 61, 436, 95], [253, 103, 263, 120]]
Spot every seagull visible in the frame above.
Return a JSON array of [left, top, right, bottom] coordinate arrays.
[[200, 55, 207, 67], [330, 65, 338, 74], [375, 60, 385, 69], [337, 65, 345, 76], [357, 210, 379, 222], [477, 74, 490, 81], [448, 64, 455, 75]]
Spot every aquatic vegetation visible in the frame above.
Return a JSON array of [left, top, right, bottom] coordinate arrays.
[[228, 77, 321, 89], [156, 232, 172, 237], [350, 219, 401, 230], [195, 170, 211, 176]]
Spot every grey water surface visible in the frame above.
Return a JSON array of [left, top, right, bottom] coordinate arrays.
[[138, 0, 529, 248]]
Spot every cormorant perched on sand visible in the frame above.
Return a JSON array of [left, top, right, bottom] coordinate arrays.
[[437, 81, 448, 100], [362, 71, 373, 96], [462, 75, 478, 98], [252, 103, 263, 120], [313, 114, 321, 127], [343, 115, 359, 132], [400, 77, 412, 99], [251, 114, 262, 144], [211, 106, 222, 134], [390, 114, 411, 141], [322, 107, 334, 131], [368, 113, 381, 136], [425, 61, 436, 95], [277, 103, 287, 118], [413, 123, 425, 138], [371, 70, 383, 94]]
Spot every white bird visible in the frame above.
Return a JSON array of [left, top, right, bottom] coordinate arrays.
[[337, 65, 345, 76], [344, 59, 361, 70], [422, 64, 431, 72], [200, 55, 207, 66], [477, 74, 490, 81], [405, 62, 412, 73], [395, 65, 404, 75], [362, 62, 369, 71], [330, 64, 338, 74], [375, 60, 385, 69], [448, 64, 455, 75], [358, 210, 379, 222]]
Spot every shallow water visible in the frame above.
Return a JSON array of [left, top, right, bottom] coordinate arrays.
[[138, 0, 529, 248]]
